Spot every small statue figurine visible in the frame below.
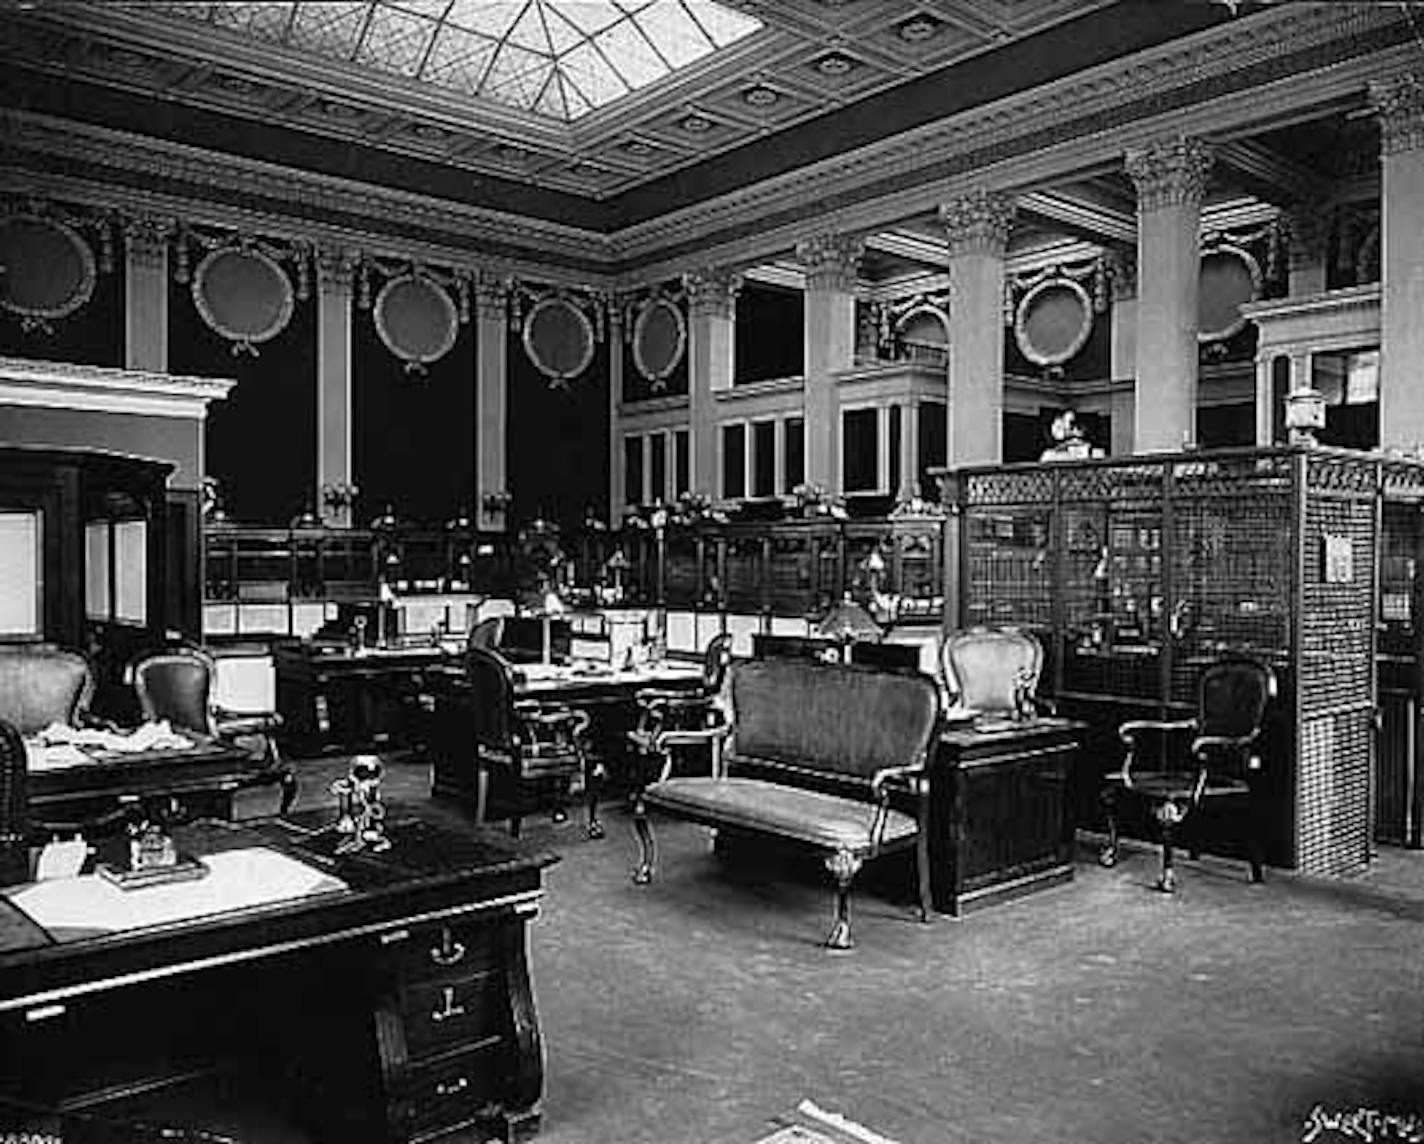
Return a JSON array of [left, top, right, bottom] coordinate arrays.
[[330, 755, 390, 854]]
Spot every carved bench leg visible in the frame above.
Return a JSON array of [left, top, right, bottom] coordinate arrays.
[[631, 793, 656, 884], [823, 849, 863, 951]]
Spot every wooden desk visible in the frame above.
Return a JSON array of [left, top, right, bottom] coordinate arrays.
[[27, 735, 262, 826], [0, 803, 557, 1143], [929, 717, 1082, 916]]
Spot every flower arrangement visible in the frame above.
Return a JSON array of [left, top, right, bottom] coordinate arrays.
[[791, 481, 847, 519], [668, 490, 727, 527]]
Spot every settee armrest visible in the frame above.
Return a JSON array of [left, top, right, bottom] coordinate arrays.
[[869, 762, 927, 798], [642, 720, 733, 785]]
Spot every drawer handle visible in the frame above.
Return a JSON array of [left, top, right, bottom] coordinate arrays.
[[431, 985, 467, 1024], [429, 928, 466, 966], [435, 1076, 468, 1098]]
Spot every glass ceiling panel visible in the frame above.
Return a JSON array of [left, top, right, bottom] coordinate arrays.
[[159, 0, 761, 121]]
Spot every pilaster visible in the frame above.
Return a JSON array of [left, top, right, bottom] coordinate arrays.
[[684, 266, 740, 498], [1125, 136, 1213, 452], [797, 234, 863, 491], [316, 243, 356, 526], [124, 214, 171, 374], [1285, 206, 1331, 298], [1370, 74, 1424, 451], [473, 271, 510, 531], [938, 190, 1015, 466]]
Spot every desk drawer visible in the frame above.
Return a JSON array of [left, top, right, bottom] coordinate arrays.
[[392, 1038, 504, 1138], [400, 970, 504, 1058], [376, 917, 502, 980]]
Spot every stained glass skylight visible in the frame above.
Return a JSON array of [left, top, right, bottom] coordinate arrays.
[[158, 1, 763, 121]]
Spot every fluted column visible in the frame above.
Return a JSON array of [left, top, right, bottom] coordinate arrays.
[[608, 300, 625, 519], [684, 267, 740, 498], [316, 244, 356, 526], [1126, 136, 1213, 452], [1107, 250, 1137, 456], [939, 190, 1015, 466], [797, 234, 862, 490], [474, 272, 510, 531], [1371, 75, 1424, 451], [124, 215, 170, 373]]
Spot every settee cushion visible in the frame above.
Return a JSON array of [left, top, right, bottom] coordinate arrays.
[[645, 776, 916, 853], [728, 659, 939, 782]]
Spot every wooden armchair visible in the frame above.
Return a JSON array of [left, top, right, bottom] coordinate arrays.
[[939, 626, 1049, 725], [626, 633, 732, 777], [454, 645, 596, 838], [131, 649, 295, 815], [0, 645, 93, 737], [1100, 653, 1276, 892]]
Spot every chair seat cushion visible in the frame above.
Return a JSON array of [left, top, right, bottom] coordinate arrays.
[[645, 777, 915, 853]]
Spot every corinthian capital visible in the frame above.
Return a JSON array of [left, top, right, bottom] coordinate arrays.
[[315, 243, 359, 297], [683, 266, 741, 319], [472, 271, 510, 321], [122, 214, 173, 271], [1124, 137, 1213, 212], [1370, 74, 1424, 156], [938, 190, 1016, 258], [795, 234, 863, 291]]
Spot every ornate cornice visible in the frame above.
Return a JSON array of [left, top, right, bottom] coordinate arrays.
[[122, 213, 172, 272], [1369, 73, 1424, 155], [938, 191, 1015, 259], [795, 234, 863, 292], [0, 355, 234, 419], [683, 267, 741, 319], [1125, 137, 1214, 212], [472, 270, 512, 322]]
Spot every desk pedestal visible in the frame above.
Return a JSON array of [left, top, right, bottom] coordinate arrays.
[[929, 720, 1081, 916]]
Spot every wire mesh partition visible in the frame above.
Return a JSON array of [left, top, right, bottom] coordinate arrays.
[[944, 445, 1420, 876]]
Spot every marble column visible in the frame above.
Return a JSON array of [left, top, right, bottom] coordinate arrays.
[[1286, 205, 1331, 299], [315, 244, 356, 526], [124, 215, 170, 373], [900, 401, 920, 499], [684, 267, 740, 498], [938, 190, 1015, 466], [1106, 250, 1137, 456], [1370, 75, 1424, 451], [608, 300, 625, 519], [474, 272, 510, 531], [797, 234, 863, 491], [1125, 136, 1213, 453]]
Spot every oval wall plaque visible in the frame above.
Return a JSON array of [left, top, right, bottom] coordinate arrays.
[[632, 297, 686, 383], [524, 296, 595, 385], [374, 274, 458, 370], [0, 215, 96, 328], [1014, 277, 1093, 367], [1198, 245, 1261, 343], [192, 247, 294, 354]]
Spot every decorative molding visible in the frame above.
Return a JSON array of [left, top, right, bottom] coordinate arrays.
[[1195, 241, 1262, 343], [315, 243, 360, 298], [122, 214, 173, 272], [472, 271, 512, 323], [373, 274, 460, 375], [0, 212, 97, 333], [631, 296, 687, 389], [521, 295, 596, 388], [0, 355, 234, 420], [1104, 249, 1137, 303], [683, 267, 742, 319], [795, 234, 864, 292], [190, 245, 296, 356], [1124, 136, 1214, 212], [1369, 73, 1424, 156], [938, 191, 1015, 258], [1014, 275, 1095, 367]]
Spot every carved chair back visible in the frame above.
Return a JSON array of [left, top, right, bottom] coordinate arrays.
[[132, 650, 217, 737], [0, 645, 93, 736], [940, 626, 1043, 716]]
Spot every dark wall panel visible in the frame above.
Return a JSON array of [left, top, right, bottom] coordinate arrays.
[[170, 276, 315, 525], [0, 262, 123, 368], [353, 309, 475, 527], [507, 330, 609, 532], [736, 283, 803, 384]]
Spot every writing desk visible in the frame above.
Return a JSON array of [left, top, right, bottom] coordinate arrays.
[[26, 733, 261, 825], [0, 802, 558, 1142]]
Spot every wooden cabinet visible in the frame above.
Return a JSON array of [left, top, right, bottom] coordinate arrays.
[[929, 719, 1080, 916]]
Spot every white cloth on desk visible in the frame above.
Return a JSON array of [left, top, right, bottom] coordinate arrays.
[[7, 847, 347, 934], [32, 720, 191, 753]]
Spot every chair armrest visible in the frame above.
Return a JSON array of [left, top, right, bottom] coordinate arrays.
[[1118, 718, 1197, 745], [869, 762, 927, 797], [1191, 733, 1264, 771], [515, 701, 592, 738], [652, 720, 731, 756], [634, 686, 708, 707], [214, 710, 283, 737]]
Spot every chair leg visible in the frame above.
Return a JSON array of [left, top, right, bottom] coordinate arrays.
[[585, 752, 605, 840], [823, 849, 863, 951], [1099, 784, 1121, 867], [914, 826, 933, 924], [1155, 800, 1185, 894], [631, 792, 656, 884]]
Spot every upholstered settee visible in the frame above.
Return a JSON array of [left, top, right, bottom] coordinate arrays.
[[630, 657, 941, 949]]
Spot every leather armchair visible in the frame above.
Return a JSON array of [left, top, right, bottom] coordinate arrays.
[[131, 649, 295, 815], [0, 645, 93, 737], [1100, 653, 1276, 893]]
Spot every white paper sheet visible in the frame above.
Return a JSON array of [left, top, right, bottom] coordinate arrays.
[[7, 847, 347, 934]]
